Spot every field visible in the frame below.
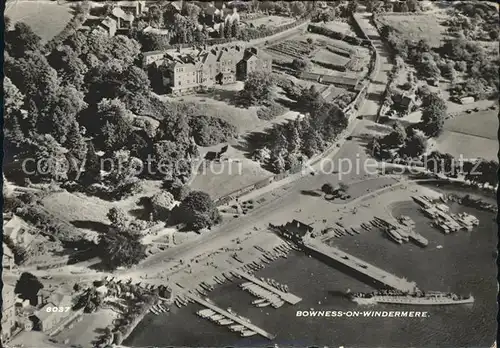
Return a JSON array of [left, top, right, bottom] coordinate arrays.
[[433, 109, 498, 161], [190, 145, 272, 199], [444, 109, 497, 140], [375, 13, 447, 47], [244, 15, 295, 28], [5, 1, 74, 42]]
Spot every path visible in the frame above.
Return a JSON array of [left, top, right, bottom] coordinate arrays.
[[353, 13, 394, 121]]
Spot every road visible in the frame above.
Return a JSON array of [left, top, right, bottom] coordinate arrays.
[[354, 13, 394, 121]]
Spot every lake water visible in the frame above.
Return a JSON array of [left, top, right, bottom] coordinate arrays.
[[125, 201, 497, 347]]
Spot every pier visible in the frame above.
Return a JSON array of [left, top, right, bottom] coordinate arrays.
[[302, 236, 418, 293], [232, 269, 302, 305], [186, 294, 276, 340]]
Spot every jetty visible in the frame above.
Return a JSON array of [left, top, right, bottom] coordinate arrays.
[[302, 236, 418, 293], [233, 269, 302, 305], [186, 294, 275, 340]]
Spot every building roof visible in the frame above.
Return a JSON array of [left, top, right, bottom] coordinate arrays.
[[299, 72, 321, 81], [242, 47, 272, 62], [111, 7, 135, 22], [284, 219, 314, 237], [100, 17, 117, 30], [320, 74, 359, 87]]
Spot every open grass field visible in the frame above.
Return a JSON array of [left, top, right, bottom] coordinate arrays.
[[375, 13, 447, 47], [244, 15, 295, 28], [5, 0, 74, 42], [444, 109, 498, 140], [434, 131, 497, 161], [189, 145, 272, 199], [169, 95, 263, 134]]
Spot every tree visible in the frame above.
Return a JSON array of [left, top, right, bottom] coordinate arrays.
[[95, 99, 133, 152], [382, 123, 407, 147], [172, 191, 221, 231], [73, 287, 103, 313], [219, 23, 225, 38], [291, 2, 307, 17], [292, 58, 312, 72], [407, 0, 421, 12], [65, 121, 88, 162], [3, 77, 25, 118], [239, 71, 273, 106], [15, 272, 44, 305], [224, 21, 231, 38], [80, 142, 101, 185], [182, 3, 201, 22], [297, 85, 325, 114], [150, 191, 175, 220], [400, 130, 427, 158], [107, 207, 129, 230], [5, 51, 60, 108], [6, 22, 42, 58], [420, 94, 447, 137], [166, 179, 191, 201], [231, 20, 240, 38], [98, 229, 146, 269], [321, 183, 335, 194]]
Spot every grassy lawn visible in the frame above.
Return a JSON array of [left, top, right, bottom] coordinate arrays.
[[5, 1, 74, 42], [189, 145, 272, 199], [245, 15, 295, 28], [434, 131, 497, 161], [375, 13, 447, 47], [444, 109, 498, 140]]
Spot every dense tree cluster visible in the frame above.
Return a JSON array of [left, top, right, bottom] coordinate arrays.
[[252, 85, 348, 173], [424, 152, 498, 187], [171, 191, 221, 231], [98, 228, 146, 269], [419, 92, 447, 137]]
